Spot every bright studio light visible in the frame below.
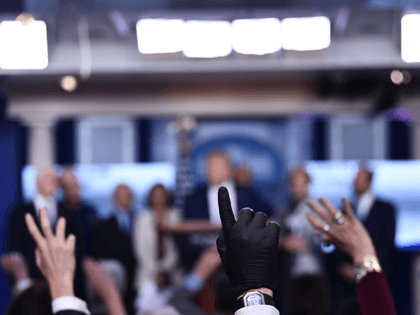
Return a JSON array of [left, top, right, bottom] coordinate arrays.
[[60, 75, 78, 92], [136, 19, 185, 54], [401, 14, 420, 63], [282, 16, 330, 51], [0, 20, 48, 69], [231, 18, 282, 55], [183, 20, 232, 58]]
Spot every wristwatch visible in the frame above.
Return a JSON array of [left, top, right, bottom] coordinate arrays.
[[235, 291, 275, 310], [355, 255, 382, 283]]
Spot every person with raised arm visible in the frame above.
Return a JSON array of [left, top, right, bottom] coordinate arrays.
[[24, 209, 91, 315], [217, 186, 280, 315], [306, 197, 397, 315]]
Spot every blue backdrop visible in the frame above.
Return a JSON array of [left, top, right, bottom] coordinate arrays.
[[0, 121, 24, 314]]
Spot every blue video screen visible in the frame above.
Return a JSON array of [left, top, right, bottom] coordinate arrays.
[[306, 161, 420, 251], [22, 163, 176, 219]]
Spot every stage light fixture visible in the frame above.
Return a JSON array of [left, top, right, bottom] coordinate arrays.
[[0, 20, 48, 69], [401, 14, 420, 63], [136, 19, 185, 54], [183, 20, 232, 58], [231, 18, 281, 55], [281, 16, 330, 51], [60, 76, 78, 92]]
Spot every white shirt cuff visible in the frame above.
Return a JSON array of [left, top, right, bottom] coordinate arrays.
[[235, 305, 279, 315], [15, 279, 33, 294], [52, 296, 91, 315]]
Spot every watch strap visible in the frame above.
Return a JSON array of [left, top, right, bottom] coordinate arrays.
[[235, 291, 274, 310]]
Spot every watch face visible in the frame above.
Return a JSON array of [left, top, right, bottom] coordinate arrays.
[[245, 292, 263, 306]]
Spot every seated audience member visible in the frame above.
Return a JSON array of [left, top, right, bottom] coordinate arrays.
[[7, 168, 84, 297], [329, 168, 396, 310], [133, 184, 184, 296], [6, 282, 52, 315], [306, 197, 397, 315], [277, 169, 327, 312], [59, 169, 98, 255], [91, 183, 136, 313]]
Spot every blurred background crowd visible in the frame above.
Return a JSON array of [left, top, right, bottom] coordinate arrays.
[[1, 0, 420, 314]]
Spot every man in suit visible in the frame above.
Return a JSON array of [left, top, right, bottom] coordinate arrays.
[[184, 151, 273, 222], [91, 183, 136, 314], [329, 168, 396, 311], [7, 168, 84, 297], [59, 169, 98, 256]]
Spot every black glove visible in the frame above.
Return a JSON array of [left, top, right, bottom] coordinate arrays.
[[216, 186, 280, 298]]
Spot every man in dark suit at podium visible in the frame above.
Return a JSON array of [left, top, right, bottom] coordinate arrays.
[[184, 151, 272, 223]]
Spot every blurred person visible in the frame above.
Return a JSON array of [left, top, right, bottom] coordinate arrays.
[[306, 197, 397, 315], [59, 169, 98, 255], [276, 168, 325, 313], [328, 168, 396, 311], [5, 282, 53, 315], [7, 168, 84, 297], [91, 183, 136, 314], [133, 184, 184, 297], [234, 165, 253, 188], [184, 151, 273, 224]]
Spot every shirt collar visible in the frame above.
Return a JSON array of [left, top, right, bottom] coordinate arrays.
[[358, 189, 375, 205], [35, 193, 54, 203]]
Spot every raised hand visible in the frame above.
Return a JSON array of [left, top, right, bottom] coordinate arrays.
[[1, 252, 30, 282], [306, 197, 376, 264], [82, 258, 127, 315], [216, 186, 280, 298], [25, 209, 76, 299]]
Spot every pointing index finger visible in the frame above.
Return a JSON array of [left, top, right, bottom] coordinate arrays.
[[218, 186, 236, 231]]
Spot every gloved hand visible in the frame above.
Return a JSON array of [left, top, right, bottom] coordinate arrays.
[[216, 186, 280, 298]]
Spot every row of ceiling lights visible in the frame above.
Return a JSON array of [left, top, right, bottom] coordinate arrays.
[[0, 14, 331, 69], [136, 17, 331, 57], [1, 13, 420, 70]]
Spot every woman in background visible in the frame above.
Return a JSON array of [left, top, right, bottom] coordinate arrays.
[[133, 184, 184, 309]]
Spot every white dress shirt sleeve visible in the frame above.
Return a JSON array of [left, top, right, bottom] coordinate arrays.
[[234, 305, 279, 315], [15, 278, 33, 294], [52, 296, 91, 314]]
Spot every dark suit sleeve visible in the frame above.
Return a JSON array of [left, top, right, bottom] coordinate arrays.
[[357, 272, 396, 315], [374, 204, 396, 276], [247, 189, 275, 217], [184, 195, 195, 219], [7, 206, 25, 253]]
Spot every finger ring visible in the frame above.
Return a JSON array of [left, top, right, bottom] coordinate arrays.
[[333, 212, 345, 225], [323, 224, 330, 232]]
